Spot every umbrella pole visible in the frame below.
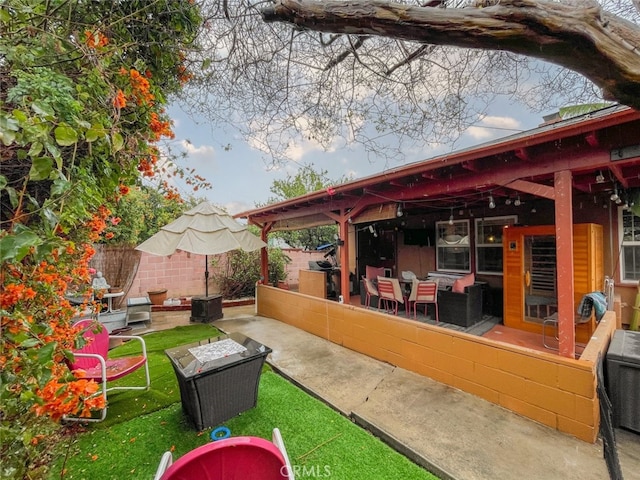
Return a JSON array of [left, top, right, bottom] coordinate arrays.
[[205, 255, 209, 297]]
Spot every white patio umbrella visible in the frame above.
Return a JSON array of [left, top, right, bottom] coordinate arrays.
[[135, 201, 266, 297]]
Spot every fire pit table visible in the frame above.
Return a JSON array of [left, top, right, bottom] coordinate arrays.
[[165, 332, 272, 430]]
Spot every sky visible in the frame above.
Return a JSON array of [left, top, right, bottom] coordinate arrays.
[[165, 98, 546, 216]]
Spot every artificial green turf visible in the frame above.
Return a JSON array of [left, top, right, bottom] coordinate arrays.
[[94, 324, 222, 427], [50, 325, 440, 479]]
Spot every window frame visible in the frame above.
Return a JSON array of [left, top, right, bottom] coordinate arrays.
[[618, 207, 640, 283], [474, 215, 518, 275], [436, 219, 471, 273]]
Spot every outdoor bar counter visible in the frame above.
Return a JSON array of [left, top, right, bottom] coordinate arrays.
[[165, 332, 272, 430]]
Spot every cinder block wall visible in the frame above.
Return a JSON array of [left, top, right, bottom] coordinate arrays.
[[281, 249, 325, 288], [128, 249, 325, 299], [256, 285, 618, 443], [128, 250, 220, 298]]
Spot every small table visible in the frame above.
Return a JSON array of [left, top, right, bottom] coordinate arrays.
[[101, 291, 124, 313], [165, 332, 272, 430]]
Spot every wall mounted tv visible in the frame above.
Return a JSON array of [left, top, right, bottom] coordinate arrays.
[[403, 228, 434, 247]]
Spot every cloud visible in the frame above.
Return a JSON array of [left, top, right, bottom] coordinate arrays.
[[179, 139, 216, 162], [224, 199, 255, 216], [465, 115, 522, 140], [466, 126, 496, 140], [479, 115, 522, 130]]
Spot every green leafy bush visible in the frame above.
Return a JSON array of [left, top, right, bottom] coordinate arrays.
[[213, 247, 291, 298]]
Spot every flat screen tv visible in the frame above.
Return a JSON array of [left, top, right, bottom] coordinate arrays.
[[403, 228, 433, 247]]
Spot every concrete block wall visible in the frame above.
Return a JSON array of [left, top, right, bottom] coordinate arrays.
[[129, 251, 227, 299], [256, 285, 618, 443], [282, 249, 325, 287], [128, 249, 324, 299]]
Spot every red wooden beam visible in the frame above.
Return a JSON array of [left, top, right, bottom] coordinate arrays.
[[585, 131, 599, 147], [505, 179, 555, 200], [514, 148, 530, 161], [610, 164, 630, 188]]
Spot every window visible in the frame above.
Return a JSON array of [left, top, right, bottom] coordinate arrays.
[[475, 216, 517, 274], [620, 208, 640, 282], [436, 220, 470, 272]]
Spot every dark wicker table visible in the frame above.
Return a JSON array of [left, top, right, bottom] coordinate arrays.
[[165, 332, 272, 430]]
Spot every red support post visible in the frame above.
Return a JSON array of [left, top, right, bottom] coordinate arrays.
[[554, 170, 575, 358], [260, 226, 270, 285], [338, 219, 350, 304]]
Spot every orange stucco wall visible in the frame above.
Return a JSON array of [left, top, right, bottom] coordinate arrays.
[[256, 285, 618, 443]]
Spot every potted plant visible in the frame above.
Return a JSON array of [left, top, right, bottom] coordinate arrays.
[[147, 289, 168, 305]]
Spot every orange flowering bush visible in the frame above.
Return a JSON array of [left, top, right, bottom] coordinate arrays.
[[0, 231, 107, 478], [1, 1, 206, 477]]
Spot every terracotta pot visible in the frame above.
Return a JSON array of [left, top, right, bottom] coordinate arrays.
[[147, 289, 168, 305]]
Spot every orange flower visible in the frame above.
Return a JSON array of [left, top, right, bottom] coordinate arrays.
[[84, 30, 109, 48], [113, 90, 127, 109], [127, 69, 154, 106], [118, 184, 130, 195], [149, 112, 174, 140]]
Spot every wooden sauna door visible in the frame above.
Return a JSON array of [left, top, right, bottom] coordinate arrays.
[[503, 223, 603, 339], [523, 234, 557, 323]]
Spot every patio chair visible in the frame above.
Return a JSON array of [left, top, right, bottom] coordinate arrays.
[[153, 428, 294, 480], [362, 275, 379, 309], [65, 318, 150, 422], [541, 292, 607, 349], [377, 277, 404, 315], [408, 279, 439, 322]]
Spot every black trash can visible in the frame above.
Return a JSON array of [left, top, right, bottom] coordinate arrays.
[[606, 329, 640, 433]]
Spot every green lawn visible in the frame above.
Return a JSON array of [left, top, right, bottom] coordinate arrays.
[[50, 324, 439, 480]]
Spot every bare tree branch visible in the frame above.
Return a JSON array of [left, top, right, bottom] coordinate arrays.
[[262, 0, 640, 108]]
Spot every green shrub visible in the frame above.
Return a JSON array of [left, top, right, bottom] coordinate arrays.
[[213, 247, 291, 298]]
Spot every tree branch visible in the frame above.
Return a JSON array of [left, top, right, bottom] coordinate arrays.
[[262, 0, 640, 109]]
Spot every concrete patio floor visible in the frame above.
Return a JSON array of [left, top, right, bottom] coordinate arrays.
[[138, 305, 640, 480]]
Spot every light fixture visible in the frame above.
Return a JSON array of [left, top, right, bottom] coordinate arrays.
[[488, 196, 496, 209], [396, 203, 403, 217], [368, 225, 375, 234], [514, 196, 521, 207], [531, 207, 537, 213], [505, 198, 512, 206], [610, 187, 619, 202], [448, 208, 454, 225], [595, 171, 605, 184]]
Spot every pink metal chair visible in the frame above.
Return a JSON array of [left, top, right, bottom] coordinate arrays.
[[66, 319, 150, 422], [154, 428, 294, 480], [362, 275, 379, 309], [409, 280, 439, 322], [377, 277, 404, 315]]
